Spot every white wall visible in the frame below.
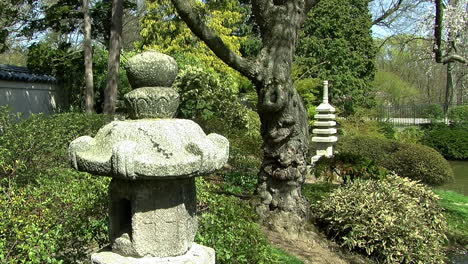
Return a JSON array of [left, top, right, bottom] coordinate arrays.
[[0, 80, 62, 117]]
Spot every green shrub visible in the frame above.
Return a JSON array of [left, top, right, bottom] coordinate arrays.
[[386, 143, 454, 185], [195, 179, 277, 264], [422, 125, 468, 160], [422, 104, 444, 120], [0, 169, 108, 263], [174, 65, 252, 130], [336, 135, 454, 186], [0, 106, 20, 135], [313, 175, 447, 264], [393, 126, 424, 144], [0, 112, 112, 181], [335, 136, 396, 163], [448, 105, 468, 124], [314, 153, 388, 183], [302, 183, 338, 205], [338, 118, 389, 139]]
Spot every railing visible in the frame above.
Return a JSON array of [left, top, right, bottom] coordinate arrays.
[[374, 104, 465, 126]]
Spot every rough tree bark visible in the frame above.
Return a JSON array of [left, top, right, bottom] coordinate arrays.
[[170, 0, 319, 233], [103, 0, 123, 114], [83, 0, 94, 113]]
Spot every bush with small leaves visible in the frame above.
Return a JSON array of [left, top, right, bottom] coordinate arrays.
[[0, 169, 108, 263], [336, 135, 454, 186], [385, 143, 454, 185], [313, 175, 447, 264], [0, 112, 112, 181], [448, 105, 468, 125], [195, 178, 278, 264], [314, 153, 388, 183], [422, 125, 468, 160]]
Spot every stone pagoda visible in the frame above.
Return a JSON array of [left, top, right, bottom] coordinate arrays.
[[311, 80, 337, 164], [69, 51, 228, 264]]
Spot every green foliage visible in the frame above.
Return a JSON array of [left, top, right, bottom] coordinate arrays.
[[422, 125, 468, 160], [386, 143, 454, 186], [0, 106, 19, 134], [0, 111, 112, 181], [139, 0, 247, 83], [314, 153, 388, 183], [0, 170, 108, 264], [433, 189, 468, 247], [195, 178, 278, 264], [294, 78, 320, 127], [393, 126, 424, 144], [0, 112, 110, 263], [302, 183, 338, 205], [174, 65, 252, 129], [338, 114, 389, 139], [373, 70, 419, 105], [93, 48, 133, 112], [313, 175, 447, 264], [295, 0, 376, 115], [27, 41, 84, 107], [448, 105, 468, 124], [221, 171, 257, 195], [421, 104, 444, 120], [336, 135, 454, 186], [270, 248, 304, 264]]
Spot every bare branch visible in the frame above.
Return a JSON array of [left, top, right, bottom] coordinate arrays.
[[170, 0, 257, 80], [372, 0, 403, 25]]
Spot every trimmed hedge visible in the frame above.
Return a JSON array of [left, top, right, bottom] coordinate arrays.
[[335, 135, 454, 186], [313, 175, 447, 264], [422, 125, 468, 160]]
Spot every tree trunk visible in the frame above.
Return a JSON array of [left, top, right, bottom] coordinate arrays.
[[169, 0, 317, 234], [83, 0, 94, 113], [252, 2, 310, 233], [103, 0, 123, 115], [444, 61, 455, 114]]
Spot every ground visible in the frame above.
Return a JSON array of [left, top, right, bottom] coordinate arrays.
[[263, 224, 371, 264]]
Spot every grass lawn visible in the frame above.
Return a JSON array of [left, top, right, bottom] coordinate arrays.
[[271, 248, 304, 264], [434, 189, 468, 248]]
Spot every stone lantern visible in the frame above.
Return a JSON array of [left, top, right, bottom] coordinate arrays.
[[69, 51, 228, 264], [311, 80, 337, 164]]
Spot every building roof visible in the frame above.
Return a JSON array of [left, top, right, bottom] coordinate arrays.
[[0, 64, 58, 83]]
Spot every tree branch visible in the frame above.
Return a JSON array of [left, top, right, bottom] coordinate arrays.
[[372, 0, 403, 25], [442, 54, 468, 65], [170, 0, 257, 80]]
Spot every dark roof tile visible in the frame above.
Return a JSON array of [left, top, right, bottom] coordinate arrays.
[[0, 64, 58, 83]]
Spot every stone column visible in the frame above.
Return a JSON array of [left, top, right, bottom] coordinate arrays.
[[311, 80, 338, 164], [69, 51, 228, 264]]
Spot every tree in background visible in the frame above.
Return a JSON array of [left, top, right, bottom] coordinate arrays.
[[139, 0, 247, 83], [83, 0, 95, 113], [139, 0, 257, 127], [103, 0, 124, 114], [369, 0, 467, 108], [375, 36, 447, 105], [295, 0, 377, 115], [433, 0, 467, 111]]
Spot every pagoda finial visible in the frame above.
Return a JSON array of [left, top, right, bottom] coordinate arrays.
[[323, 80, 329, 104]]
